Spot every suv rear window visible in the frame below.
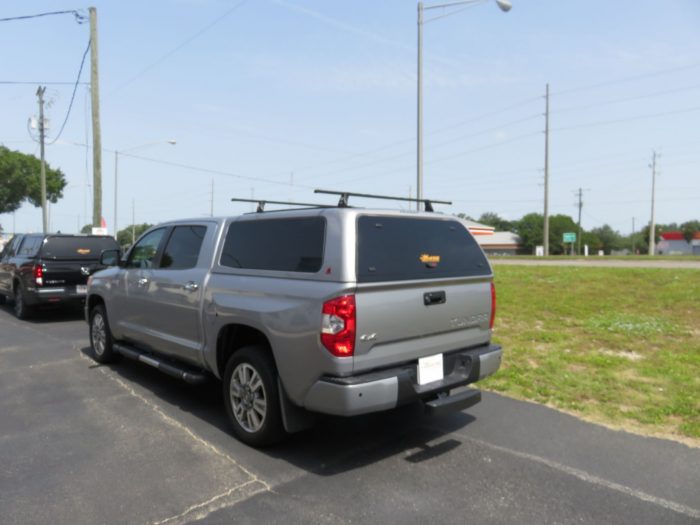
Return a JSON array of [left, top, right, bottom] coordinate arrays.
[[220, 217, 325, 273], [40, 237, 120, 260], [357, 216, 490, 282]]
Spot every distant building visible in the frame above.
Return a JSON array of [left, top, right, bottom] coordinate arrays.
[[477, 231, 522, 256], [656, 231, 700, 255]]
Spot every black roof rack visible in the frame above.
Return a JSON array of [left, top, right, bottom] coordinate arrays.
[[313, 189, 451, 212], [231, 197, 330, 213]]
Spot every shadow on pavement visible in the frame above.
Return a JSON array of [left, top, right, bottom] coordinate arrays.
[[79, 345, 477, 476], [0, 302, 84, 324]]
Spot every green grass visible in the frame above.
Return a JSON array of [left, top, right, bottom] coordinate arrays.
[[482, 266, 700, 443]]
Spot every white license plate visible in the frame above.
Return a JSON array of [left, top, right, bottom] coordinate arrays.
[[76, 285, 88, 295], [417, 353, 444, 385]]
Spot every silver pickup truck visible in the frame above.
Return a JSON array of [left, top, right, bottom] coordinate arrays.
[[87, 205, 501, 446]]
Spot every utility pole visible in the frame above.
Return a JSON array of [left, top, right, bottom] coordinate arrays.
[[417, 1, 424, 211], [632, 217, 636, 254], [89, 6, 103, 228], [543, 83, 550, 256], [576, 187, 583, 255], [131, 199, 135, 244], [36, 86, 48, 233], [648, 150, 658, 256], [113, 151, 118, 238], [210, 178, 215, 217]]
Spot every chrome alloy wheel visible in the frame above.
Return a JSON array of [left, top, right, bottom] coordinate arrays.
[[91, 312, 107, 356], [229, 363, 267, 433]]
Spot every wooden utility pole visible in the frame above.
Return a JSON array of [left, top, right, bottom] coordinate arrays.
[[36, 86, 48, 233], [543, 84, 550, 256], [89, 7, 102, 228], [131, 199, 136, 244], [210, 178, 215, 217]]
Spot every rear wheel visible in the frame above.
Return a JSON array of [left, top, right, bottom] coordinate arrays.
[[0, 294, 6, 306], [223, 346, 285, 447], [13, 286, 32, 320], [90, 304, 117, 363]]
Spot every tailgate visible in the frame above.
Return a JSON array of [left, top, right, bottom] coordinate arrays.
[[352, 214, 493, 373], [41, 260, 99, 287]]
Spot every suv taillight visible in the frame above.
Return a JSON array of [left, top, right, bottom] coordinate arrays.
[[321, 295, 356, 357], [489, 282, 496, 329], [33, 264, 44, 286]]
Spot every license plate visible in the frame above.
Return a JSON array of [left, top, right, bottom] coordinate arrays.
[[418, 353, 443, 385], [76, 285, 88, 295]]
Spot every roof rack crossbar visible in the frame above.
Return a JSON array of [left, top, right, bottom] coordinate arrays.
[[313, 189, 451, 212], [231, 197, 329, 213]]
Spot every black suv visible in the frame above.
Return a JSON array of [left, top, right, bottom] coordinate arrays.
[[0, 234, 120, 319]]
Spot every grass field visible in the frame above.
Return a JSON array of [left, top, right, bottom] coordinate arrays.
[[483, 266, 700, 445]]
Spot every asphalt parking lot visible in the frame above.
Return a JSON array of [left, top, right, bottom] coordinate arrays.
[[1, 305, 698, 525]]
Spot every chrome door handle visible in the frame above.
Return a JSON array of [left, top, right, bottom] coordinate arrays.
[[183, 281, 199, 292], [137, 278, 149, 287]]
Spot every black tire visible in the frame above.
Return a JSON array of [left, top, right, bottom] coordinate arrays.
[[223, 346, 285, 447], [89, 304, 118, 363], [0, 294, 6, 306], [13, 285, 32, 320]]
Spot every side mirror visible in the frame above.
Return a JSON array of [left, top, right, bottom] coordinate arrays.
[[100, 249, 121, 267]]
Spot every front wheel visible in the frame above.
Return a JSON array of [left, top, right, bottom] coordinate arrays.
[[223, 346, 285, 447], [90, 304, 117, 363]]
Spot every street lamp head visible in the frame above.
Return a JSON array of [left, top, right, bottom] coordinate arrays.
[[495, 0, 512, 12], [167, 139, 177, 145]]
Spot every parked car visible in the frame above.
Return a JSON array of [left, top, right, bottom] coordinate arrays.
[[0, 234, 120, 319], [86, 202, 501, 446]]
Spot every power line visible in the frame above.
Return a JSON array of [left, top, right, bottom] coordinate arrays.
[[112, 0, 248, 94], [0, 80, 89, 86], [0, 10, 87, 23], [47, 39, 91, 145], [552, 106, 700, 133], [552, 84, 700, 114]]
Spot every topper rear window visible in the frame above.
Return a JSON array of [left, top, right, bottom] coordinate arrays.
[[356, 216, 490, 282], [40, 237, 120, 260]]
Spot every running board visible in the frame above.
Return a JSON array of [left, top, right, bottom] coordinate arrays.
[[113, 343, 208, 385]]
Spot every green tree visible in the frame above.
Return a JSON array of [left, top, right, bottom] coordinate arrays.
[[590, 224, 622, 254], [477, 212, 514, 231], [117, 223, 152, 247], [455, 212, 475, 221], [0, 146, 67, 214], [80, 224, 93, 234], [681, 220, 700, 243], [549, 214, 578, 254], [515, 213, 543, 254]]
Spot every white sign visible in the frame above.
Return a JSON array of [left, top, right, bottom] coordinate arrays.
[[92, 227, 108, 235], [535, 245, 544, 257]]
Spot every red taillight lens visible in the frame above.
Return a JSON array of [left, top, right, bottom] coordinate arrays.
[[489, 282, 497, 329], [33, 264, 44, 286], [321, 295, 356, 357]]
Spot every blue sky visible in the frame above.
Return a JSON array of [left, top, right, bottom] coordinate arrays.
[[1, 0, 699, 235]]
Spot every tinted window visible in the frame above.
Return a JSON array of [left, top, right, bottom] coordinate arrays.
[[126, 228, 166, 269], [357, 216, 490, 282], [40, 237, 119, 260], [160, 226, 207, 270], [17, 236, 43, 257], [221, 217, 325, 273]]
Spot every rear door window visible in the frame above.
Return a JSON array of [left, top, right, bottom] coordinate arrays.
[[17, 236, 43, 257], [40, 237, 119, 260], [220, 217, 325, 273], [356, 216, 490, 282], [160, 226, 207, 270]]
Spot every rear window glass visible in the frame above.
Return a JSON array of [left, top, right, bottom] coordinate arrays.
[[40, 237, 119, 260], [357, 216, 490, 282], [220, 217, 325, 273]]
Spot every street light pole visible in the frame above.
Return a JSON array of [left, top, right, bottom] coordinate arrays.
[[416, 0, 512, 210]]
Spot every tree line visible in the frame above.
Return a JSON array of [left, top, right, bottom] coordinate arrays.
[[460, 211, 700, 255]]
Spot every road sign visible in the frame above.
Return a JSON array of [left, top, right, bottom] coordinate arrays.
[[563, 232, 576, 243]]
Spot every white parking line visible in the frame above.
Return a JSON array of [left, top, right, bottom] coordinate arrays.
[[444, 430, 700, 520]]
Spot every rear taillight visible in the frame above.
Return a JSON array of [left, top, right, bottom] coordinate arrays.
[[489, 282, 496, 329], [33, 264, 44, 286], [321, 295, 356, 357]]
